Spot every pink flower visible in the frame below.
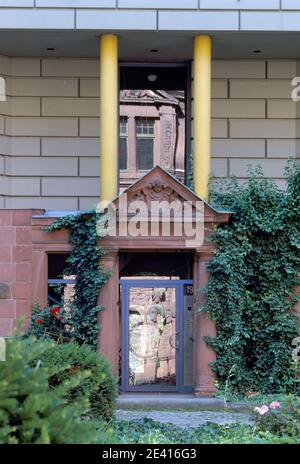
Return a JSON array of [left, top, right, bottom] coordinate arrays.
[[254, 405, 269, 415], [269, 401, 281, 409]]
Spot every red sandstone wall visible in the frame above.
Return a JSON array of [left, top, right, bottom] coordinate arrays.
[[0, 208, 299, 341], [0, 209, 44, 336]]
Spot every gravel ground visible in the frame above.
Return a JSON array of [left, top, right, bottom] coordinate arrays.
[[115, 409, 252, 428]]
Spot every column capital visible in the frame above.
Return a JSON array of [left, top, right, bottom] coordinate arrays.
[[99, 33, 118, 42], [195, 250, 214, 263], [101, 250, 118, 263]]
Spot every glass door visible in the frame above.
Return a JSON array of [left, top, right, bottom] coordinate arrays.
[[121, 279, 194, 392], [121, 280, 179, 391], [128, 285, 177, 389]]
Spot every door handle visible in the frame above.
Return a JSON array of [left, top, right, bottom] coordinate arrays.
[[169, 332, 180, 349], [175, 331, 180, 350]]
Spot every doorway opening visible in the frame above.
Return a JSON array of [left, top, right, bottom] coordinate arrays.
[[119, 252, 194, 393], [119, 63, 191, 192]]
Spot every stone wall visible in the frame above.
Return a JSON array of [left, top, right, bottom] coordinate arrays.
[[0, 56, 298, 209], [192, 59, 298, 189], [0, 209, 42, 336], [0, 208, 71, 337]]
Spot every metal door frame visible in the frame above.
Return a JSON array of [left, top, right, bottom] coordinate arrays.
[[120, 279, 193, 393]]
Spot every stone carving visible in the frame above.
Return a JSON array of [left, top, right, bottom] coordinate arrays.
[[162, 120, 173, 170], [132, 178, 182, 206]]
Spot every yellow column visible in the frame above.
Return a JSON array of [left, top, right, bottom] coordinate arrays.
[[193, 35, 212, 200], [100, 34, 118, 202]]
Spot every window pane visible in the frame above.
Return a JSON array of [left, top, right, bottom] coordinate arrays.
[[137, 138, 154, 170], [119, 137, 128, 170], [136, 118, 154, 136], [120, 117, 128, 135], [47, 253, 75, 307]]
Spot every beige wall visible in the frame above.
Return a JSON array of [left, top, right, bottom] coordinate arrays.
[[192, 59, 298, 191], [0, 56, 298, 210]]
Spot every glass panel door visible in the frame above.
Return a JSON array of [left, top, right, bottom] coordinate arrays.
[[127, 285, 178, 389]]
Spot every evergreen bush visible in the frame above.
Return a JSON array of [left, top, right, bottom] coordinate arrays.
[[39, 341, 116, 421], [0, 338, 112, 444]]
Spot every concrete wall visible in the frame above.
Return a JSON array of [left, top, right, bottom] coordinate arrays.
[[0, 56, 297, 209], [2, 2, 300, 32]]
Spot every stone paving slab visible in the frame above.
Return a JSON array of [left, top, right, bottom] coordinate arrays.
[[115, 410, 252, 428], [117, 394, 250, 412]]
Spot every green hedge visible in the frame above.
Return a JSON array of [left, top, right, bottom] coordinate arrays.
[[39, 342, 117, 421]]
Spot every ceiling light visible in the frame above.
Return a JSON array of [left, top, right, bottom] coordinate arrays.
[[253, 50, 262, 54], [147, 74, 158, 83], [150, 49, 158, 53], [46, 47, 56, 51]]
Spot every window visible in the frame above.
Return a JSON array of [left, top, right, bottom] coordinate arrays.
[[47, 253, 75, 307], [119, 117, 128, 170], [136, 118, 154, 171]]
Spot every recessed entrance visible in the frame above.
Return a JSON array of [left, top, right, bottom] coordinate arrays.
[[119, 251, 194, 393], [97, 166, 231, 396]]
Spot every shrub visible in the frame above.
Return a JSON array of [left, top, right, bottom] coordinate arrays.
[[253, 395, 300, 439], [39, 342, 116, 421], [28, 302, 75, 343], [44, 210, 110, 348], [0, 337, 112, 444]]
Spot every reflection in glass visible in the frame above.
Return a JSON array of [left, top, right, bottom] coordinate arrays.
[[119, 116, 128, 170], [119, 89, 185, 191], [128, 287, 176, 387]]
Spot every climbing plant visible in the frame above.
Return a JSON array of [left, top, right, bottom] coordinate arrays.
[[203, 160, 300, 394], [44, 210, 110, 349]]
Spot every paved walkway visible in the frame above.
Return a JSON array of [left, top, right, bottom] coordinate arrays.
[[115, 410, 251, 428], [117, 394, 249, 412]]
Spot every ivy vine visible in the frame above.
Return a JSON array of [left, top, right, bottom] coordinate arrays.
[[204, 160, 300, 394], [45, 210, 110, 349]]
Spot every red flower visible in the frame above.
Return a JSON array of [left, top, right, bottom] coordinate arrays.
[[37, 319, 43, 325], [50, 306, 60, 315]]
